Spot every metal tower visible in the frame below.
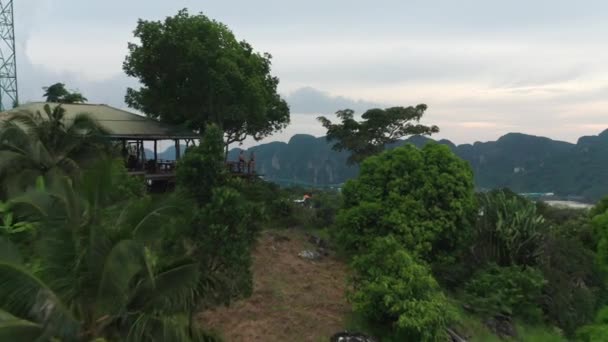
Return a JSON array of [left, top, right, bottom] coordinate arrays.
[[0, 0, 17, 111]]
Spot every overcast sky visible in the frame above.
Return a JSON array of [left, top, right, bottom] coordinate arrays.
[[15, 0, 608, 146]]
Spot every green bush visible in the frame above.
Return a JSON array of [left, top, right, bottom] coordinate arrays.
[[335, 143, 476, 262], [349, 236, 456, 341], [310, 190, 342, 228], [176, 124, 226, 205], [109, 158, 146, 201], [576, 306, 608, 341], [463, 264, 546, 323], [539, 220, 600, 336]]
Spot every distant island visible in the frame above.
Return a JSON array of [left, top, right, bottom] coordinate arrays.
[[150, 130, 608, 202]]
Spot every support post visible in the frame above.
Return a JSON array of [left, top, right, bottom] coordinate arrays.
[[140, 140, 145, 165], [153, 140, 158, 173], [175, 139, 181, 160]]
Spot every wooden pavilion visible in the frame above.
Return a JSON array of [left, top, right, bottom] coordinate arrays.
[[5, 102, 201, 183], [3, 102, 259, 188]]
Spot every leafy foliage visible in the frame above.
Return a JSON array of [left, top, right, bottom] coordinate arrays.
[[318, 105, 439, 164], [591, 209, 608, 279], [173, 124, 261, 307], [177, 124, 227, 204], [576, 306, 608, 341], [124, 9, 290, 149], [349, 236, 455, 341], [463, 264, 546, 323], [334, 143, 476, 262]]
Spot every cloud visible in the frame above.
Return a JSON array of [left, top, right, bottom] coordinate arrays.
[[285, 87, 383, 114], [11, 0, 608, 147]]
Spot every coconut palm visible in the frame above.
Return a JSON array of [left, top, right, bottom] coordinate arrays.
[[0, 104, 109, 197], [0, 165, 217, 341]]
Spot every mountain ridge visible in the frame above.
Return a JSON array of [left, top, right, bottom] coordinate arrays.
[[149, 130, 608, 201]]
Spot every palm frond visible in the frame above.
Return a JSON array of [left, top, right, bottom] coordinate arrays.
[[131, 261, 200, 313], [0, 262, 80, 339], [0, 309, 43, 341], [94, 240, 149, 321], [132, 206, 179, 243], [0, 238, 23, 265], [127, 313, 219, 342]]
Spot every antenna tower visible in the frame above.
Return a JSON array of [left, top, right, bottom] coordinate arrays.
[[0, 0, 17, 110]]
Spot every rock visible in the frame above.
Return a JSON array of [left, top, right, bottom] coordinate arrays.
[[269, 233, 291, 243], [484, 315, 517, 339], [330, 331, 378, 342], [318, 247, 330, 257], [298, 249, 322, 260], [307, 234, 329, 248]]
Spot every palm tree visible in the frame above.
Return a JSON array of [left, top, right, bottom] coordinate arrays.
[[0, 166, 217, 341], [43, 83, 88, 104], [0, 104, 109, 197]]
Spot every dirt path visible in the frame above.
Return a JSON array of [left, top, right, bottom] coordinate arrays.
[[198, 229, 350, 342]]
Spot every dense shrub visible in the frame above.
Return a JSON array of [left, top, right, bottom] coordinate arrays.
[[176, 124, 226, 205], [539, 232, 600, 335], [591, 210, 608, 279], [335, 143, 476, 262], [311, 190, 342, 228], [349, 236, 456, 341], [576, 306, 608, 341], [108, 158, 146, 201], [463, 264, 546, 323], [189, 186, 261, 304]]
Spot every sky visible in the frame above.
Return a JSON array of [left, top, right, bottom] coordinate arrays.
[[14, 0, 608, 147]]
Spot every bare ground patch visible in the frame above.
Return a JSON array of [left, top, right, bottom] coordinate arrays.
[[198, 229, 350, 342]]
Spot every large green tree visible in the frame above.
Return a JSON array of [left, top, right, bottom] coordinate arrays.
[[123, 9, 290, 154], [318, 105, 439, 164], [42, 83, 88, 103]]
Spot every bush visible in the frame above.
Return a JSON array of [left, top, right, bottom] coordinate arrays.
[[576, 306, 608, 341], [349, 236, 456, 341], [190, 186, 261, 304], [109, 158, 146, 201], [335, 143, 476, 263], [310, 190, 342, 228], [176, 124, 226, 205], [463, 264, 546, 323], [539, 219, 601, 336]]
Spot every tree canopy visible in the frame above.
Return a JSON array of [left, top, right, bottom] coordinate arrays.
[[123, 9, 290, 151], [42, 83, 88, 104], [318, 105, 439, 164]]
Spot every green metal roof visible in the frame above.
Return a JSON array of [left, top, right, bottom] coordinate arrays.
[[2, 102, 199, 140]]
